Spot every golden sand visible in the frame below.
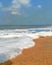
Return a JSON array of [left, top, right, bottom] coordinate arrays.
[[0, 36, 52, 65]]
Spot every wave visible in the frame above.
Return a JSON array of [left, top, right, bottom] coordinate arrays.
[[0, 28, 51, 38], [0, 29, 35, 63], [0, 28, 52, 63]]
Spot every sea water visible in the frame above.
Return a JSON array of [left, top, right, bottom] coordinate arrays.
[[0, 25, 52, 63]]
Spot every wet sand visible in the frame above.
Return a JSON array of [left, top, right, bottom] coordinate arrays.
[[0, 36, 52, 65]]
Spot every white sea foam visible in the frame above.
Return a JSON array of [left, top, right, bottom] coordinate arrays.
[[0, 29, 35, 63], [0, 28, 52, 63]]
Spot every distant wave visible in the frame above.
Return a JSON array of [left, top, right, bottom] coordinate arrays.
[[0, 28, 51, 38]]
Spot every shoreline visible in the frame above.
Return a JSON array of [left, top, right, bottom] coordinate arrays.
[[0, 36, 52, 65]]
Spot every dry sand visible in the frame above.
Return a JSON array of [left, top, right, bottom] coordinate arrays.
[[0, 36, 52, 65]]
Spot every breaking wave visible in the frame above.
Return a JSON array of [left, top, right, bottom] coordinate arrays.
[[0, 28, 52, 63]]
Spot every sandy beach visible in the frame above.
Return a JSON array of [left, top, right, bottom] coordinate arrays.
[[0, 36, 52, 65], [0, 0, 52, 64]]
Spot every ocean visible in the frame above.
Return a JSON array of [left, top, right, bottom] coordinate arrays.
[[0, 25, 51, 29], [0, 25, 52, 63]]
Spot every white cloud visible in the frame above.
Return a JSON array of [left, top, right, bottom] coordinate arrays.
[[0, 2, 3, 7], [37, 5, 42, 8], [19, 0, 31, 6], [2, 0, 31, 15]]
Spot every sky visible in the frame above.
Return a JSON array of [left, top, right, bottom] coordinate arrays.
[[0, 0, 52, 25]]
